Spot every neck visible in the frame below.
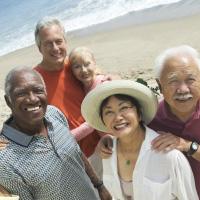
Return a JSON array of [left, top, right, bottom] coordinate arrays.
[[118, 127, 145, 153], [11, 119, 47, 137], [83, 81, 93, 91], [169, 105, 195, 122], [40, 60, 65, 71], [83, 76, 96, 92]]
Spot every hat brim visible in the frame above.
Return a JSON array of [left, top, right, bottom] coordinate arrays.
[[81, 80, 158, 132]]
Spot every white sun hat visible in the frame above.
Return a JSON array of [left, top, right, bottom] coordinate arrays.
[[81, 80, 158, 132]]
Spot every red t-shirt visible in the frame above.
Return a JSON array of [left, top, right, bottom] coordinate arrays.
[[34, 61, 100, 157]]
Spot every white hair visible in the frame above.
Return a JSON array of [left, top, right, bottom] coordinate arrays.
[[4, 66, 46, 100], [154, 45, 200, 79], [35, 16, 67, 48]]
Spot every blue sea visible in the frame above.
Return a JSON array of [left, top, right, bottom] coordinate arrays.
[[0, 0, 184, 56]]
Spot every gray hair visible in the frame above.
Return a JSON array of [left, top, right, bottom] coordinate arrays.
[[35, 16, 67, 48], [4, 66, 46, 99], [154, 45, 200, 79]]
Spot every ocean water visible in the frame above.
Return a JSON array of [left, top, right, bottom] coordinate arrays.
[[0, 0, 183, 56]]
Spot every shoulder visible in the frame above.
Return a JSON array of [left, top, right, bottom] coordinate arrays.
[[145, 126, 159, 140], [145, 127, 187, 165], [165, 148, 188, 164], [34, 65, 43, 73], [46, 105, 69, 128]]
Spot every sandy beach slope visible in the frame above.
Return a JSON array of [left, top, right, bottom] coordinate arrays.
[[0, 0, 200, 128]]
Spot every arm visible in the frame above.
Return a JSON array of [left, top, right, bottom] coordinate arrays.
[[0, 180, 33, 200], [81, 154, 112, 200], [0, 138, 9, 150], [71, 122, 94, 141], [172, 151, 198, 200], [0, 165, 33, 200], [96, 135, 113, 159], [0, 185, 10, 196], [151, 131, 200, 161], [102, 74, 121, 81]]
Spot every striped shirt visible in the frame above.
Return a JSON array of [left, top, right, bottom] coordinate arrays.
[[0, 105, 98, 200]]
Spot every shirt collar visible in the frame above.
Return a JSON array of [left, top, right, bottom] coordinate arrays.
[[2, 116, 51, 147], [138, 126, 158, 159], [2, 118, 33, 147]]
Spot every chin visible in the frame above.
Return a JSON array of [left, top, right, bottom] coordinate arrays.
[[114, 131, 130, 138], [56, 58, 65, 65]]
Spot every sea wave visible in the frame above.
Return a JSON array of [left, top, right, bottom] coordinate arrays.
[[0, 0, 184, 56]]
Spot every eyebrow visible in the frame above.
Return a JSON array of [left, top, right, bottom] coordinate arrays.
[[167, 72, 177, 80], [167, 71, 197, 80], [103, 100, 130, 109]]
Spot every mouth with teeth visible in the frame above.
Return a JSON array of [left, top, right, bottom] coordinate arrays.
[[174, 94, 193, 102], [51, 52, 63, 59], [81, 74, 91, 79], [25, 105, 41, 112], [113, 123, 129, 131]]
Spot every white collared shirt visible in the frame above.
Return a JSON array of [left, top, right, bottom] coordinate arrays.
[[103, 127, 198, 200]]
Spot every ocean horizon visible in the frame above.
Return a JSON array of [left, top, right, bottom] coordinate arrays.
[[0, 0, 186, 57]]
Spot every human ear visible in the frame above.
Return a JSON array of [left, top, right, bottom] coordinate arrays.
[[4, 95, 12, 109], [156, 79, 162, 94]]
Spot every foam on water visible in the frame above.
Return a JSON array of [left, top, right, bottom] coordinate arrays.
[[0, 0, 183, 56]]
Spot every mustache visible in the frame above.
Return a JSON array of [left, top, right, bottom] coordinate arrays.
[[173, 93, 193, 100]]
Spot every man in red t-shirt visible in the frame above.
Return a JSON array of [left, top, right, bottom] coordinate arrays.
[[34, 17, 100, 158]]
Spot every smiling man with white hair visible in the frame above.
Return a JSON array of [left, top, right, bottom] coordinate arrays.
[[150, 45, 200, 197]]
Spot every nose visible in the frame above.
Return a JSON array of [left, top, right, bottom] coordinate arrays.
[[114, 112, 123, 122], [81, 66, 87, 72], [26, 92, 39, 103], [52, 42, 59, 50], [177, 82, 190, 93]]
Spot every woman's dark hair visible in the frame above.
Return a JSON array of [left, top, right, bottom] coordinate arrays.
[[99, 94, 145, 129]]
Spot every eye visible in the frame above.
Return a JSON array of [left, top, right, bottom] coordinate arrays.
[[34, 88, 45, 94], [120, 106, 132, 113], [84, 62, 90, 67], [56, 39, 63, 45], [187, 77, 196, 84], [72, 64, 81, 69], [14, 91, 26, 97], [104, 110, 114, 116], [43, 42, 52, 48], [168, 79, 178, 85]]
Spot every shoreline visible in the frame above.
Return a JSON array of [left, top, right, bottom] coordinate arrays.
[[1, 11, 200, 87]]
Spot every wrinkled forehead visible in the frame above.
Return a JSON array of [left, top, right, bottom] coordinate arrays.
[[161, 55, 200, 78], [11, 70, 44, 88]]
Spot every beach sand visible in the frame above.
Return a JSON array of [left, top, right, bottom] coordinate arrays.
[[1, 0, 200, 128]]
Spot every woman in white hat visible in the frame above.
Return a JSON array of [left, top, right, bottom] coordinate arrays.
[[81, 80, 198, 200]]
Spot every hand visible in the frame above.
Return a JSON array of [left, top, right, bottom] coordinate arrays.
[[96, 135, 113, 159], [98, 185, 112, 200], [0, 138, 9, 150], [103, 74, 121, 81], [151, 131, 190, 153], [0, 185, 11, 196]]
